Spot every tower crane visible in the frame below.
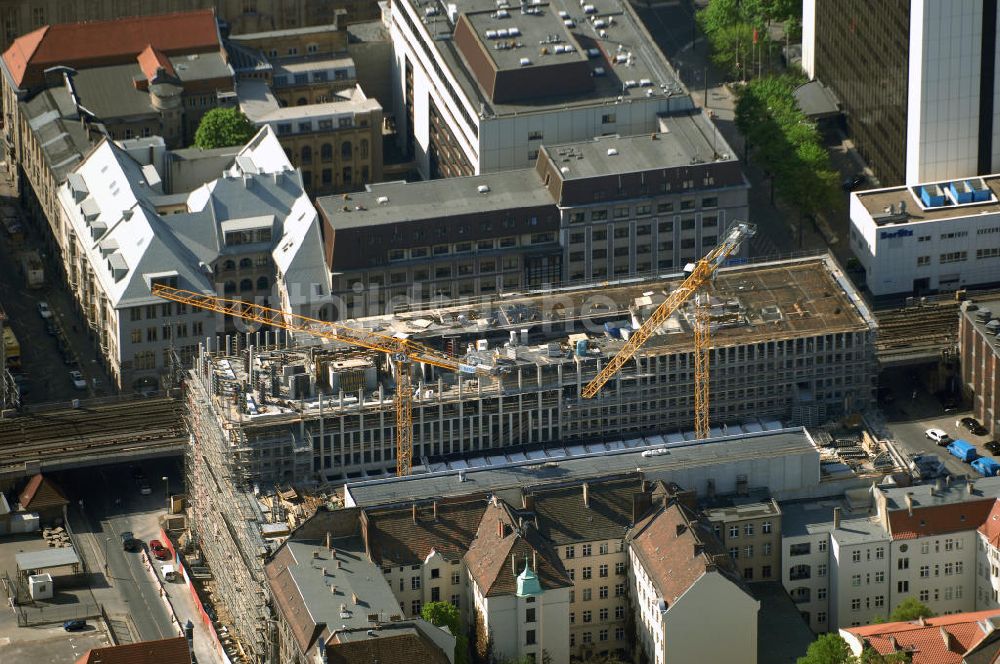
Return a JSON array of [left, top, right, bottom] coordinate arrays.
[[580, 221, 755, 438], [151, 284, 492, 477]]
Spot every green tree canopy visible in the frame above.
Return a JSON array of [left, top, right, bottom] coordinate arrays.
[[193, 107, 257, 150], [422, 602, 469, 664], [797, 633, 853, 664], [888, 597, 934, 622]]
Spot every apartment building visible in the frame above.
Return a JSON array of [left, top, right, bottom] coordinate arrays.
[[960, 298, 1000, 437], [55, 126, 330, 390], [782, 479, 1000, 633], [704, 493, 783, 584], [390, 0, 694, 178], [850, 175, 1000, 296], [628, 500, 759, 664], [0, 10, 234, 255]]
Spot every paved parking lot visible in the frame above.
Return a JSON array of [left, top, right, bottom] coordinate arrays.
[[0, 623, 109, 663]]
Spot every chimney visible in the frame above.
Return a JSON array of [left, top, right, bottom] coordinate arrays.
[[511, 554, 517, 578], [330, 585, 337, 594], [352, 592, 359, 605], [833, 507, 841, 529], [412, 503, 418, 524], [676, 523, 687, 537], [933, 479, 943, 495], [522, 494, 535, 511], [433, 501, 438, 521], [905, 493, 914, 517], [632, 492, 652, 524], [497, 519, 505, 539], [583, 482, 590, 508], [968, 481, 976, 496], [889, 636, 899, 651], [360, 512, 373, 562], [940, 626, 956, 651], [326, 532, 332, 551], [532, 550, 537, 571]]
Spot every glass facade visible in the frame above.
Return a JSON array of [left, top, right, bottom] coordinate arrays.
[[814, 0, 910, 185]]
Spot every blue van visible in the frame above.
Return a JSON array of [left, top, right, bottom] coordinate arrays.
[[973, 456, 1000, 477], [947, 439, 979, 463]]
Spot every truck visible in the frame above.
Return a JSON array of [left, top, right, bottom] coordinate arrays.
[[973, 457, 1000, 477], [19, 251, 43, 289], [947, 439, 979, 463]]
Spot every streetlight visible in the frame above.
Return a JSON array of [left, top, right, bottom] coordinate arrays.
[[162, 476, 170, 512], [104, 537, 110, 576]]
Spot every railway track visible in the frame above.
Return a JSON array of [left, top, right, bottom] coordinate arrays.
[[874, 300, 960, 362], [0, 397, 187, 471]]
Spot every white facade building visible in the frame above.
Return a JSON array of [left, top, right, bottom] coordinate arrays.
[[389, 0, 694, 179], [56, 126, 332, 390], [850, 174, 1000, 296]]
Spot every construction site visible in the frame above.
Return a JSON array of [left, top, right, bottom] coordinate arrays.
[[175, 252, 883, 661]]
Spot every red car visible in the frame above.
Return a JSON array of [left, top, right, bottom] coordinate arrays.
[[149, 539, 171, 561]]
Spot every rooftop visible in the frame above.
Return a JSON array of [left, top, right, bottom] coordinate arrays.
[[854, 173, 1000, 226], [16, 546, 81, 571], [399, 0, 689, 116], [842, 610, 1000, 664], [318, 169, 552, 229], [2, 10, 222, 89], [74, 637, 191, 664], [238, 80, 379, 124], [20, 85, 98, 183], [961, 298, 1000, 353], [540, 114, 736, 181], [344, 427, 818, 508]]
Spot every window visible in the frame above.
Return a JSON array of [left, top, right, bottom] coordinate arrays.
[[565, 546, 575, 559], [762, 521, 772, 534], [919, 589, 929, 602], [762, 542, 772, 556], [526, 608, 535, 623], [525, 630, 536, 645], [411, 576, 421, 590], [615, 583, 624, 597], [940, 251, 968, 264], [789, 543, 810, 556], [147, 327, 158, 342], [528, 130, 543, 140], [818, 564, 827, 577], [817, 612, 826, 624], [851, 598, 860, 611], [920, 565, 930, 578], [852, 550, 861, 563], [342, 141, 353, 159], [615, 561, 625, 575], [917, 255, 931, 266], [875, 546, 884, 560], [451, 571, 460, 585], [602, 113, 616, 124], [599, 585, 608, 599], [898, 581, 909, 593], [582, 567, 592, 580], [301, 145, 312, 164], [411, 600, 421, 616], [875, 571, 884, 583], [851, 574, 861, 587], [745, 545, 754, 558], [599, 628, 608, 642], [702, 197, 718, 208], [957, 561, 964, 574], [583, 610, 592, 623], [818, 588, 827, 600], [729, 525, 740, 538], [615, 627, 625, 641], [614, 605, 624, 619], [657, 203, 674, 214], [818, 541, 827, 552], [321, 143, 333, 162], [898, 558, 909, 570], [599, 564, 608, 578], [599, 542, 609, 555], [599, 608, 608, 621], [131, 329, 141, 344], [744, 523, 754, 536], [729, 547, 740, 560], [762, 565, 772, 579], [582, 544, 592, 557]]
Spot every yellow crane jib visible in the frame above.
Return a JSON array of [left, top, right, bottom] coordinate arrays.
[[150, 284, 492, 476], [579, 222, 756, 426]]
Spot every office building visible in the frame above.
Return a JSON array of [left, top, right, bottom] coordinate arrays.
[[850, 174, 1000, 295], [803, 0, 1000, 185], [959, 298, 1000, 437], [389, 0, 694, 179]]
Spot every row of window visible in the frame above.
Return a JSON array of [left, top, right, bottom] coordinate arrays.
[[129, 302, 191, 321], [568, 627, 625, 646], [720, 521, 774, 538], [221, 277, 271, 294], [916, 251, 969, 265], [570, 605, 626, 624], [567, 562, 625, 580], [570, 584, 626, 603], [388, 236, 529, 261], [130, 321, 205, 345], [218, 256, 271, 272], [272, 68, 352, 87], [727, 543, 773, 559], [564, 541, 624, 558], [300, 140, 369, 164], [276, 116, 356, 135], [570, 206, 719, 224]]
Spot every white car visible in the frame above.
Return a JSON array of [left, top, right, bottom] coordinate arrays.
[[37, 301, 52, 319], [69, 370, 87, 390], [925, 428, 951, 445]]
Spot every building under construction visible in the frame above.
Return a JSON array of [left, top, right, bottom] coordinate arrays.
[[182, 253, 877, 661]]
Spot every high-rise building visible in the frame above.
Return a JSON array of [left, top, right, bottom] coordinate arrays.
[[803, 0, 1000, 185]]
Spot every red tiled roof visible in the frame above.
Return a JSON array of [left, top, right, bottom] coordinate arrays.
[[19, 473, 68, 511], [137, 44, 176, 81], [843, 610, 1000, 664], [365, 499, 487, 566], [3, 10, 219, 88], [464, 499, 571, 597], [628, 501, 747, 609], [887, 499, 996, 540], [979, 500, 1000, 549], [74, 636, 191, 664]]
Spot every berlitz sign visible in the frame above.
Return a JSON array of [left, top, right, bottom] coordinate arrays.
[[880, 228, 913, 239]]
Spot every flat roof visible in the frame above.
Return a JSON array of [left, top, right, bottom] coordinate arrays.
[[543, 113, 737, 180], [405, 0, 688, 116], [463, 6, 585, 72], [854, 174, 1000, 225], [318, 169, 551, 228], [16, 547, 80, 570], [273, 56, 356, 76], [345, 427, 818, 507]]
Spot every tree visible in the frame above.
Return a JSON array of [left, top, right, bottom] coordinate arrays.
[[421, 601, 469, 664], [797, 633, 853, 664], [888, 597, 934, 622], [193, 107, 256, 150]]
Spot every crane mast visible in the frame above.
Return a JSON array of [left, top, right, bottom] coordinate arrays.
[[580, 222, 755, 437]]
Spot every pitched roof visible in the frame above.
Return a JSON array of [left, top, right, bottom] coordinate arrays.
[[843, 610, 1000, 664], [532, 478, 641, 544], [887, 498, 996, 540], [137, 44, 176, 81], [3, 10, 220, 89], [978, 500, 1000, 548], [19, 473, 68, 510], [74, 636, 191, 664], [266, 544, 328, 655], [364, 498, 487, 565], [628, 500, 748, 610], [327, 631, 451, 664], [464, 499, 571, 597]]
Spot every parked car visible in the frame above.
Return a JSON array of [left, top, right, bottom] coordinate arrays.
[[149, 539, 171, 561], [63, 619, 86, 632], [986, 441, 1000, 456], [121, 531, 138, 552], [925, 428, 951, 445], [842, 174, 867, 191], [958, 417, 989, 436], [69, 370, 87, 390], [36, 301, 52, 319]]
